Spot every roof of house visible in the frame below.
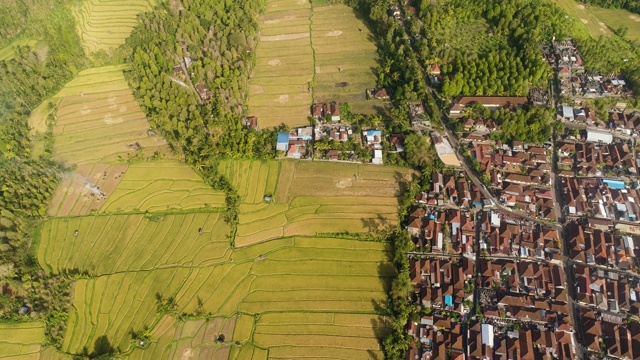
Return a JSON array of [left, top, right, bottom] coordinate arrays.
[[277, 132, 289, 143]]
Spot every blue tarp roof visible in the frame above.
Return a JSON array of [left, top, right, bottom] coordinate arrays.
[[444, 295, 453, 306], [277, 132, 290, 143], [366, 130, 381, 136], [604, 179, 625, 190]]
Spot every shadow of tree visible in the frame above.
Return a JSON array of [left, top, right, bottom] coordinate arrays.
[[91, 335, 114, 358]]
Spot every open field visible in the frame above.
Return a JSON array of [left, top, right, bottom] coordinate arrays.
[[0, 38, 39, 62], [62, 268, 192, 354], [127, 316, 236, 360], [253, 312, 388, 359], [0, 322, 44, 360], [219, 160, 412, 246], [100, 161, 226, 213], [57, 236, 391, 356], [589, 6, 640, 41], [73, 0, 157, 53], [48, 163, 128, 217], [551, 0, 612, 37], [38, 212, 231, 275], [248, 0, 314, 129], [29, 65, 170, 165], [311, 4, 377, 107]]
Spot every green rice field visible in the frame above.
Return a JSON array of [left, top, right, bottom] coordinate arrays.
[[0, 38, 39, 62], [73, 0, 157, 53]]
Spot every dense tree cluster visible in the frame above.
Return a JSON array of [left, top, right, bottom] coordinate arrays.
[[124, 0, 275, 165], [0, 0, 83, 346], [415, 0, 570, 97]]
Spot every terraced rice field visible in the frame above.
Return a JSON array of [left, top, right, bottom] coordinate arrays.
[[30, 65, 170, 165], [99, 161, 226, 213], [311, 4, 378, 111], [73, 0, 157, 53], [219, 160, 411, 247], [0, 323, 45, 360], [248, 0, 314, 128], [126, 316, 236, 360], [38, 212, 231, 275], [48, 163, 128, 217], [56, 235, 391, 356]]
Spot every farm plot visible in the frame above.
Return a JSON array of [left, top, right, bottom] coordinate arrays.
[[217, 160, 280, 205], [253, 312, 388, 360], [589, 6, 640, 41], [38, 212, 231, 275], [0, 322, 45, 360], [225, 160, 412, 246], [73, 0, 157, 53], [48, 163, 128, 217], [311, 4, 378, 111], [126, 316, 236, 360], [248, 0, 314, 129], [551, 0, 612, 37], [100, 161, 226, 213], [36, 65, 169, 165], [0, 38, 39, 62], [62, 268, 192, 354]]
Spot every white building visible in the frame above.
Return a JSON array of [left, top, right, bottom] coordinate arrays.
[[586, 129, 613, 144]]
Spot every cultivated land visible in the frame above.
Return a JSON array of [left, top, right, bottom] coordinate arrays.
[[248, 0, 381, 128], [73, 0, 157, 53], [589, 6, 640, 41], [29, 65, 170, 165], [311, 4, 378, 112], [552, 0, 612, 37], [38, 158, 401, 357], [248, 0, 314, 129], [218, 160, 412, 247], [126, 316, 237, 360], [99, 161, 226, 213], [0, 323, 45, 360]]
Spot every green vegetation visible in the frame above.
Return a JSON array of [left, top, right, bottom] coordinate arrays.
[[589, 6, 640, 41]]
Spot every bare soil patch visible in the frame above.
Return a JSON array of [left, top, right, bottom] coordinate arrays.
[[277, 94, 290, 104], [581, 18, 589, 24], [268, 59, 281, 66], [325, 30, 343, 37]]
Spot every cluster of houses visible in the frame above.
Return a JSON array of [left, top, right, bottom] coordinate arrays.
[[563, 220, 640, 358], [415, 172, 483, 209], [467, 139, 555, 220], [275, 127, 313, 159], [560, 176, 640, 221], [542, 38, 583, 100], [448, 96, 529, 117], [557, 139, 636, 177], [406, 207, 476, 255]]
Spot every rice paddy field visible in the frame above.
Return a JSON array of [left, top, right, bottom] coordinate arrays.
[[99, 161, 226, 213], [218, 160, 411, 247], [54, 236, 391, 356], [248, 0, 314, 129], [248, 0, 381, 128], [0, 323, 45, 360], [29, 65, 170, 165], [551, 0, 612, 37], [126, 316, 237, 360], [589, 6, 640, 41], [73, 0, 157, 53], [311, 4, 378, 110], [38, 212, 231, 275], [0, 38, 39, 62]]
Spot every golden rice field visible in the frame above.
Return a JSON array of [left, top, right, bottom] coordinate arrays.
[[73, 0, 157, 53], [29, 65, 170, 165], [218, 160, 411, 247], [52, 235, 391, 356], [126, 316, 236, 360], [0, 322, 44, 360], [99, 161, 226, 213], [38, 212, 231, 275], [248, 0, 314, 129], [311, 4, 378, 109]]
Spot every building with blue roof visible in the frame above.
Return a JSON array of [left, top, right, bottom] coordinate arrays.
[[276, 132, 290, 152]]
